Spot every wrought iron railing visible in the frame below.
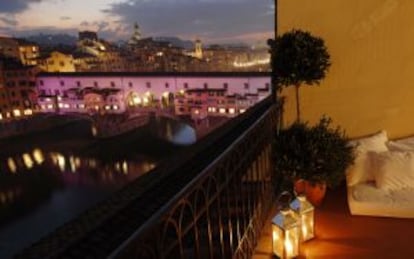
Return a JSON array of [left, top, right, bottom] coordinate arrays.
[[110, 98, 280, 259], [17, 96, 281, 259]]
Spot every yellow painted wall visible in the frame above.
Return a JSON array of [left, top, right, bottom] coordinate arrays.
[[279, 0, 414, 139]]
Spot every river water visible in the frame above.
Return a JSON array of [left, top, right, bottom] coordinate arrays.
[[0, 117, 198, 258]]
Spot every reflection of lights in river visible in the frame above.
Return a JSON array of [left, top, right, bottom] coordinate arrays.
[[69, 156, 77, 173], [89, 159, 97, 168], [143, 162, 156, 172], [115, 162, 121, 172], [75, 157, 81, 167], [22, 153, 34, 169], [122, 161, 128, 175], [7, 157, 17, 174], [32, 148, 44, 164], [0, 187, 22, 206], [51, 153, 66, 172], [1, 147, 158, 184]]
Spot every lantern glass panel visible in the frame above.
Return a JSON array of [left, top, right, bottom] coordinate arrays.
[[290, 195, 315, 242], [272, 224, 284, 257], [272, 208, 300, 258]]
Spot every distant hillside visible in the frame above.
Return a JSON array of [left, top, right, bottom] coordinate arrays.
[[24, 34, 78, 46], [153, 36, 194, 49]]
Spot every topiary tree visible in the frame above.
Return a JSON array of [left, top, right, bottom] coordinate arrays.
[[268, 29, 331, 121]]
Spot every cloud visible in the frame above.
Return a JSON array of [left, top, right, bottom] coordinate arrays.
[[0, 15, 18, 26], [79, 20, 111, 32], [80, 21, 89, 27], [60, 16, 71, 21], [0, 0, 44, 14], [102, 0, 274, 43]]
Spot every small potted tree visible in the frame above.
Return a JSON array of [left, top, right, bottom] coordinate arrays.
[[273, 116, 355, 206], [268, 29, 331, 121]]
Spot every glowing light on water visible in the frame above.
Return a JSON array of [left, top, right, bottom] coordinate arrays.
[[7, 158, 17, 174], [122, 161, 128, 175], [75, 157, 81, 167], [22, 153, 34, 169], [56, 153, 66, 172], [115, 162, 121, 172], [33, 149, 44, 164], [69, 156, 77, 173]]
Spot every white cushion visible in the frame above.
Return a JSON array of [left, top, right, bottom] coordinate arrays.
[[372, 151, 414, 190], [346, 130, 389, 186], [387, 136, 414, 151]]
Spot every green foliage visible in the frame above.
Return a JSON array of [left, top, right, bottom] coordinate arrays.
[[268, 29, 331, 88], [273, 116, 355, 188]]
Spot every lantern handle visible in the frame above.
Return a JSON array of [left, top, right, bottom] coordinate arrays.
[[277, 191, 292, 210]]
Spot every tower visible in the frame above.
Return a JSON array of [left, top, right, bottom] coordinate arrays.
[[129, 22, 142, 45], [194, 38, 203, 59]]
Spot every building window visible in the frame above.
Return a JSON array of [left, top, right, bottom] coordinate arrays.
[[111, 81, 115, 87], [128, 82, 133, 87], [60, 81, 65, 87], [165, 82, 169, 88], [265, 83, 270, 89], [223, 83, 228, 89], [39, 80, 44, 86], [146, 82, 151, 88], [76, 81, 81, 87], [60, 61, 65, 67], [204, 83, 208, 89], [94, 81, 98, 87], [244, 83, 249, 89], [55, 90, 60, 95], [40, 90, 46, 96], [184, 83, 189, 89]]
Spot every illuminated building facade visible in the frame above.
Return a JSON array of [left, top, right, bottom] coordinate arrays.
[[0, 56, 39, 120], [0, 37, 40, 66], [36, 72, 270, 115], [38, 51, 76, 73]]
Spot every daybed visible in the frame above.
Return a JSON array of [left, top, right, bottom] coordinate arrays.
[[347, 131, 414, 218]]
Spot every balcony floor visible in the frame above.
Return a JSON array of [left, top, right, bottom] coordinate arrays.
[[253, 184, 414, 258]]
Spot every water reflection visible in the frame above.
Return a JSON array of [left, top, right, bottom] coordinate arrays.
[[0, 116, 216, 258], [1, 148, 156, 188], [0, 147, 156, 259], [151, 117, 197, 145]]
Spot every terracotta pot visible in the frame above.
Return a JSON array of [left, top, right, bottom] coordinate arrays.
[[293, 178, 306, 195], [294, 179, 327, 206]]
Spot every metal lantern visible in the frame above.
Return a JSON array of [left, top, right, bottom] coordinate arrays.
[[290, 194, 315, 242], [272, 198, 300, 258]]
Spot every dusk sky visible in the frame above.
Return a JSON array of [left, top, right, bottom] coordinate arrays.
[[0, 0, 274, 44]]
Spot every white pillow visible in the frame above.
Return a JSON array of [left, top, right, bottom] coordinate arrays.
[[347, 130, 389, 186], [387, 136, 414, 152], [350, 130, 389, 153], [372, 151, 414, 190]]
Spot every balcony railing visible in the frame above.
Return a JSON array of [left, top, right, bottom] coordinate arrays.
[[17, 96, 281, 259]]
